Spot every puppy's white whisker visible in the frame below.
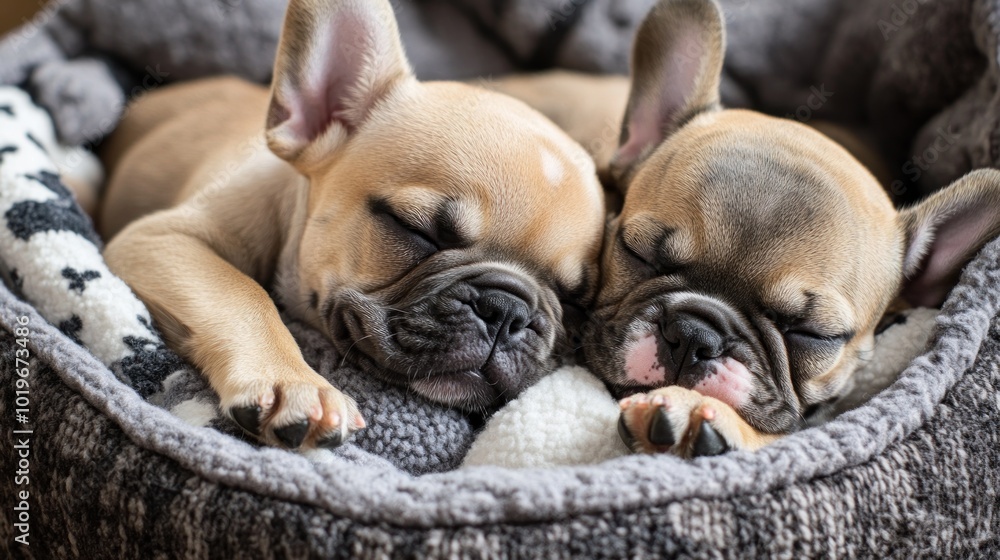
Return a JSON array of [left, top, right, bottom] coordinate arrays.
[[339, 334, 376, 368]]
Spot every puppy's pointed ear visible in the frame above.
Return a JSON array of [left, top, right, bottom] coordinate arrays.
[[611, 0, 725, 188], [266, 0, 414, 165], [899, 169, 1000, 307]]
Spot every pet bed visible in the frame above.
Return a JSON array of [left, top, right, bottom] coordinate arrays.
[[2, 85, 1000, 558], [4, 205, 1000, 557], [4, 0, 1000, 556]]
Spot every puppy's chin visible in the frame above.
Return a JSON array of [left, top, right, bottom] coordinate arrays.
[[345, 348, 506, 409], [409, 371, 493, 408]]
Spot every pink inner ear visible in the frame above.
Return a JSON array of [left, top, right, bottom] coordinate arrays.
[[290, 13, 374, 143], [905, 206, 1000, 307], [617, 27, 708, 168], [617, 96, 663, 167]]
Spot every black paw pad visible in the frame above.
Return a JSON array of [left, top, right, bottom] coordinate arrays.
[[691, 422, 729, 457], [231, 406, 262, 436], [316, 432, 345, 449], [618, 415, 637, 448], [648, 407, 676, 447], [274, 420, 310, 448]]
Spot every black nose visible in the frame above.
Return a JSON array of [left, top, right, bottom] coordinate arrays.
[[472, 289, 531, 342], [661, 313, 724, 372]]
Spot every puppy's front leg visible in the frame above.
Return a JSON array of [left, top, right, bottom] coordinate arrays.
[[618, 387, 781, 458], [105, 210, 363, 450]]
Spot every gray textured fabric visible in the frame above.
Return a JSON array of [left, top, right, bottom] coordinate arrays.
[[717, 0, 997, 198], [3, 234, 1000, 556], [155, 320, 478, 475]]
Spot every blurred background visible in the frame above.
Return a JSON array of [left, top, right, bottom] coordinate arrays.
[[0, 0, 996, 201], [2, 0, 39, 35]]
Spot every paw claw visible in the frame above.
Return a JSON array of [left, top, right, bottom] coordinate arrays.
[[648, 406, 676, 447], [316, 432, 345, 449], [231, 405, 262, 436], [691, 421, 729, 457], [618, 414, 637, 448], [273, 420, 310, 449]]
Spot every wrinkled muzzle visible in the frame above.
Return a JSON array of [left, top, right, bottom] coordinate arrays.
[[328, 264, 560, 410]]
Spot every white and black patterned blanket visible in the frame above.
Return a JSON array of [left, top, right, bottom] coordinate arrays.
[[0, 87, 186, 398]]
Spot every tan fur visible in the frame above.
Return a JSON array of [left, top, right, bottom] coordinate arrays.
[[608, 109, 901, 437], [809, 121, 894, 188], [487, 73, 893, 193], [100, 0, 605, 449], [482, 71, 630, 180]]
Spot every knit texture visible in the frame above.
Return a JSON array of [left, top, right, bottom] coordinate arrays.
[[2, 237, 999, 557], [717, 0, 999, 199]]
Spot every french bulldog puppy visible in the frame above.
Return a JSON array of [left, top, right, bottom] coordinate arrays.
[[100, 0, 605, 450], [605, 0, 1000, 458], [496, 0, 1000, 458]]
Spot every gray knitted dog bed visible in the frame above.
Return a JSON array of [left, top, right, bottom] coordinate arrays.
[[3, 224, 1000, 557]]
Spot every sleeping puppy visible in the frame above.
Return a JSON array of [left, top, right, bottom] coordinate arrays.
[[602, 0, 1000, 457], [495, 0, 1000, 458], [99, 0, 605, 449]]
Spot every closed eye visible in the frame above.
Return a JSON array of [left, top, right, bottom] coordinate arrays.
[[618, 234, 683, 277], [619, 233, 658, 274], [622, 238, 651, 265], [783, 329, 853, 348], [371, 200, 439, 261]]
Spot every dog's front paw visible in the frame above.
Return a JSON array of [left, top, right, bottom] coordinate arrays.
[[618, 387, 774, 458], [221, 368, 364, 450]]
